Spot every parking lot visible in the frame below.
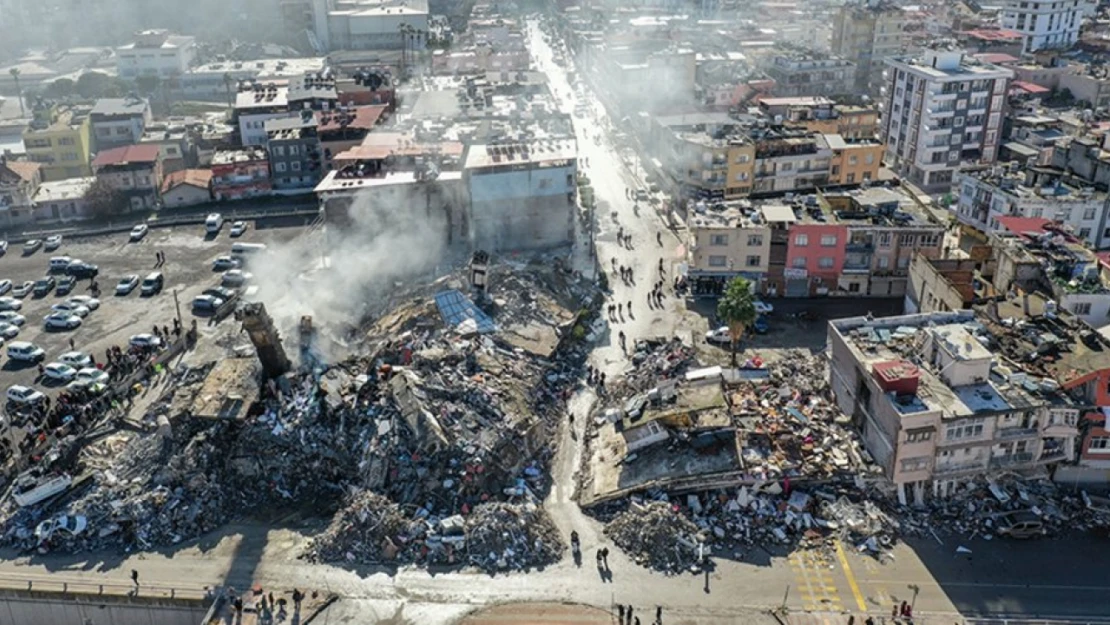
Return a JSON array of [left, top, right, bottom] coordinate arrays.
[[0, 217, 311, 399]]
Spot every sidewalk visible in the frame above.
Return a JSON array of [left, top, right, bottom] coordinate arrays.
[[786, 612, 962, 625]]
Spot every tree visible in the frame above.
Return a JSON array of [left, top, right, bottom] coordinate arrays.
[[83, 179, 130, 219], [716, 277, 757, 367], [44, 78, 76, 99], [8, 68, 24, 116], [135, 74, 161, 97]]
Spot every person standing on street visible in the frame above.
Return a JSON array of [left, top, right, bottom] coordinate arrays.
[[130, 569, 139, 586]]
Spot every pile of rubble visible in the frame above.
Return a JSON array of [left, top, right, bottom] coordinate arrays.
[[604, 500, 705, 572]]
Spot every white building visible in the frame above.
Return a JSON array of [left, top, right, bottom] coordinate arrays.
[[956, 165, 1110, 249], [880, 50, 1013, 193], [234, 84, 293, 147], [1000, 0, 1083, 53], [180, 58, 327, 100], [116, 30, 198, 79], [318, 0, 430, 51], [89, 97, 152, 152]]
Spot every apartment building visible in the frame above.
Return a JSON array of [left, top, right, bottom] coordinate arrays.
[[22, 105, 92, 182], [830, 0, 909, 96], [89, 97, 152, 152], [880, 50, 1013, 192], [0, 158, 41, 226], [763, 51, 855, 99], [686, 203, 771, 296], [91, 144, 163, 211], [318, 0, 429, 51], [1000, 0, 1083, 53], [210, 147, 272, 201], [265, 112, 323, 191], [234, 83, 293, 147], [955, 163, 1110, 249], [116, 30, 197, 78], [757, 97, 880, 140], [828, 309, 1081, 504]]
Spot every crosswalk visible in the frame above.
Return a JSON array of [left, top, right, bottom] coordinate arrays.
[[787, 548, 845, 612]]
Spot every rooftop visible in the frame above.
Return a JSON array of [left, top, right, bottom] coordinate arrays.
[[25, 107, 87, 134], [463, 139, 577, 170], [162, 168, 212, 193], [314, 168, 462, 194], [92, 144, 161, 168], [90, 97, 149, 118], [235, 84, 289, 110], [33, 176, 95, 202], [212, 147, 269, 165], [315, 105, 387, 132], [188, 57, 327, 78]]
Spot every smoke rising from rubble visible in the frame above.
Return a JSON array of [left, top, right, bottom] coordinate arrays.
[[252, 189, 450, 359]]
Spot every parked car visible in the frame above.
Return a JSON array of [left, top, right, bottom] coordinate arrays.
[[753, 315, 769, 334], [221, 269, 253, 288], [6, 385, 45, 405], [22, 240, 41, 255], [0, 311, 25, 325], [129, 224, 148, 242], [43, 311, 81, 330], [140, 272, 164, 296], [0, 322, 19, 339], [65, 262, 99, 279], [51, 302, 90, 318], [0, 296, 23, 311], [43, 235, 63, 251], [192, 294, 224, 312], [32, 276, 56, 297], [754, 300, 774, 315], [115, 275, 140, 295], [7, 341, 45, 362], [34, 515, 87, 543], [212, 255, 240, 270], [48, 256, 72, 272], [58, 351, 92, 369], [203, 286, 237, 301], [55, 275, 77, 296], [0, 280, 11, 295], [229, 221, 248, 237], [11, 281, 33, 298], [706, 326, 732, 344], [43, 363, 77, 383], [993, 510, 1045, 539], [66, 296, 100, 310], [129, 333, 162, 349], [76, 368, 109, 385], [0, 241, 7, 255]]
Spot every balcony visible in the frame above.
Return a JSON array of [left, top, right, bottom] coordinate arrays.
[[989, 452, 1034, 469], [1037, 449, 1067, 464], [845, 241, 874, 253], [933, 461, 987, 477], [996, 426, 1039, 440]]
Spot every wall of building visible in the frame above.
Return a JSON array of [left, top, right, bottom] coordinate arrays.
[[906, 254, 976, 314], [468, 163, 577, 251], [829, 144, 882, 185], [0, 589, 207, 625], [724, 144, 755, 198], [92, 116, 148, 151], [23, 120, 92, 182], [786, 223, 848, 295], [689, 225, 771, 274], [162, 183, 211, 208], [322, 176, 468, 249]]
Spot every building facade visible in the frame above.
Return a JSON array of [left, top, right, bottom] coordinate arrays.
[[763, 53, 856, 98], [265, 113, 323, 191], [116, 30, 197, 78], [1000, 0, 1083, 53], [831, 1, 909, 96], [90, 97, 152, 152], [686, 206, 771, 296], [211, 147, 272, 201], [22, 105, 93, 182], [880, 50, 1013, 192], [0, 158, 41, 226], [91, 144, 163, 210]]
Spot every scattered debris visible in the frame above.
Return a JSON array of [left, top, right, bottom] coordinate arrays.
[[605, 500, 704, 572]]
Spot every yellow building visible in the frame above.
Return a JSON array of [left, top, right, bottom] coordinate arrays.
[[826, 134, 883, 186], [22, 105, 93, 182], [725, 142, 756, 199]]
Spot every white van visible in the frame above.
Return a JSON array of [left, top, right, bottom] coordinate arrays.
[[48, 256, 72, 272], [7, 341, 45, 363], [205, 213, 224, 234], [230, 242, 267, 258]]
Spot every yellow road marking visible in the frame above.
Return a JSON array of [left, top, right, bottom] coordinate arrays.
[[835, 540, 868, 611]]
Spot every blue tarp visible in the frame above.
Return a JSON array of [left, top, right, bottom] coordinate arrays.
[[434, 289, 497, 334]]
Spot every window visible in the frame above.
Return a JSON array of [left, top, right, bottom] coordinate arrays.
[[1083, 208, 1097, 220], [735, 153, 750, 164], [1073, 302, 1092, 315], [899, 234, 915, 245], [735, 172, 749, 181], [747, 234, 763, 246], [848, 155, 858, 166], [792, 257, 807, 268], [538, 178, 552, 189], [820, 234, 837, 247], [710, 234, 729, 246], [275, 162, 287, 172], [274, 146, 285, 156], [115, 127, 129, 135], [878, 232, 891, 247], [818, 257, 834, 268], [946, 422, 984, 440], [58, 137, 75, 146], [566, 174, 574, 187], [781, 162, 792, 172], [794, 234, 809, 247], [1080, 227, 1091, 240], [900, 457, 929, 472], [290, 145, 300, 156], [707, 255, 728, 267], [291, 161, 301, 171], [746, 255, 761, 267], [906, 430, 933, 443], [897, 256, 910, 269], [1090, 437, 1110, 452], [60, 152, 78, 161], [878, 256, 890, 269]]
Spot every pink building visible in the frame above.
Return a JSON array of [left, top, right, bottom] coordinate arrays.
[[784, 223, 847, 297]]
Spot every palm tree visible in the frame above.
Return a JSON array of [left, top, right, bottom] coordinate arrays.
[[716, 276, 757, 367], [8, 68, 24, 116]]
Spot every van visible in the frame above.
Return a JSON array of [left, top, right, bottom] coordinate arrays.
[[230, 242, 267, 258], [48, 256, 72, 272], [140, 272, 164, 296], [205, 213, 224, 233], [7, 341, 45, 363]]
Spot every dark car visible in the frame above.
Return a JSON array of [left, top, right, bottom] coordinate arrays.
[[55, 275, 77, 296], [32, 276, 56, 297], [66, 262, 99, 279]]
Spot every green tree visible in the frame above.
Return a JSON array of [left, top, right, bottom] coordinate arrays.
[[135, 74, 161, 97], [44, 78, 76, 99], [83, 179, 130, 219], [716, 276, 757, 367], [8, 67, 24, 116]]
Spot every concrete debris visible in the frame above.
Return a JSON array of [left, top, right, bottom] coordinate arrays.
[[604, 500, 704, 572]]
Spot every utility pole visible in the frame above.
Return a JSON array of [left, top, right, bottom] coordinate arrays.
[[172, 288, 183, 329]]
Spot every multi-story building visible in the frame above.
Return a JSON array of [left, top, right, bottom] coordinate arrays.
[[590, 43, 696, 111], [1000, 0, 1083, 53], [685, 203, 771, 296], [464, 139, 578, 252], [89, 97, 152, 152], [179, 57, 327, 101], [0, 158, 41, 226], [317, 104, 388, 171], [757, 97, 880, 140], [211, 147, 272, 201], [265, 112, 323, 191], [828, 309, 1081, 504], [762, 50, 855, 98], [234, 83, 293, 147], [22, 105, 92, 182], [32, 176, 95, 223], [880, 50, 1013, 193], [91, 144, 163, 211], [317, 0, 429, 51], [830, 0, 909, 96], [116, 30, 197, 79], [1057, 63, 1110, 109]]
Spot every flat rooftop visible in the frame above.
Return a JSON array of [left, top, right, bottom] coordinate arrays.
[[464, 139, 577, 170], [315, 169, 462, 194]]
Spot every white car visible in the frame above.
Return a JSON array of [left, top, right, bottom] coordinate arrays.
[[0, 241, 7, 255], [43, 235, 63, 251], [221, 269, 254, 288], [22, 240, 41, 255], [212, 255, 240, 270], [6, 385, 45, 405], [0, 323, 19, 339], [67, 296, 100, 311], [129, 333, 162, 349], [51, 302, 90, 318], [0, 311, 26, 326], [59, 351, 92, 369], [0, 280, 10, 295], [43, 362, 77, 382], [115, 275, 140, 295], [129, 224, 149, 241], [11, 281, 33, 298], [192, 294, 224, 312], [44, 311, 82, 330], [229, 221, 247, 237], [706, 326, 733, 344], [0, 296, 23, 311], [754, 300, 774, 315], [76, 368, 109, 385]]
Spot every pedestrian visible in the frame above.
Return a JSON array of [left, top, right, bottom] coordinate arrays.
[[162, 325, 170, 339], [619, 605, 625, 621], [657, 231, 662, 246], [130, 569, 139, 586], [634, 617, 640, 625], [618, 331, 626, 350], [627, 605, 634, 624], [69, 337, 75, 350], [596, 549, 603, 565], [627, 300, 632, 313], [656, 606, 662, 624], [617, 302, 623, 316]]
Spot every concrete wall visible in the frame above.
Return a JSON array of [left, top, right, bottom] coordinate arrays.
[[0, 589, 207, 625]]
